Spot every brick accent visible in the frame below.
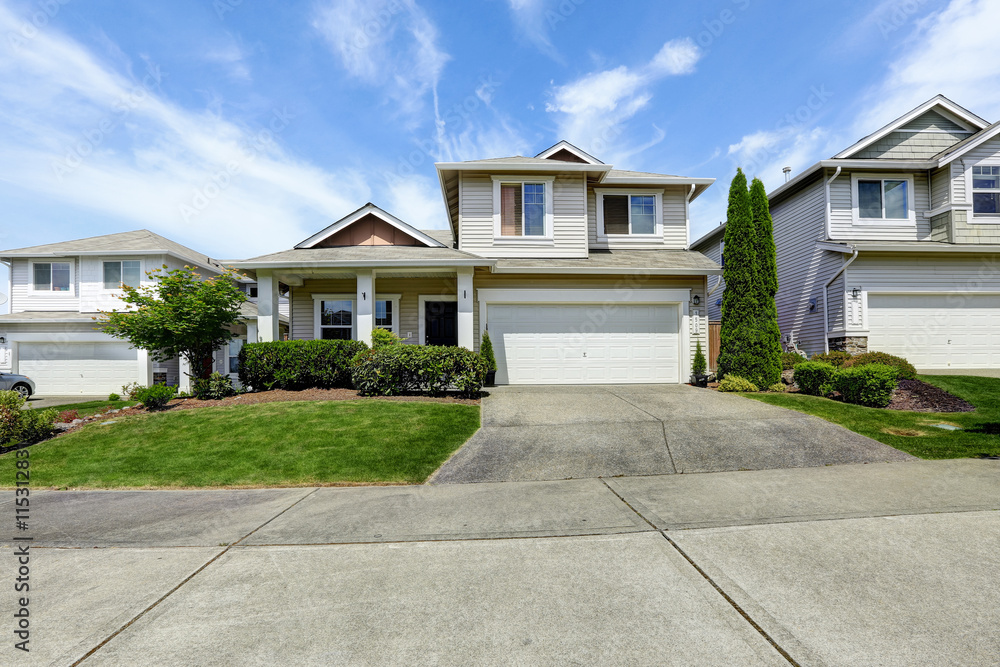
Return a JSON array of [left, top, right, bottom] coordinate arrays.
[[828, 336, 868, 355]]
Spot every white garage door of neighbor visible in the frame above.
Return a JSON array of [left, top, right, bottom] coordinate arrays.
[[18, 343, 139, 394], [867, 294, 1000, 369], [487, 304, 680, 384]]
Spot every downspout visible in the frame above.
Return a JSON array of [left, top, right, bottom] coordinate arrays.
[[824, 166, 842, 241], [823, 244, 859, 353], [1, 258, 11, 314]]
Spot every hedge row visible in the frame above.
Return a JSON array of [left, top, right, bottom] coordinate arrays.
[[793, 361, 898, 408], [238, 340, 368, 391]]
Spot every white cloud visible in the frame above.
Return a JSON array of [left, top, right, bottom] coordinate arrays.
[[384, 175, 446, 230], [506, 0, 561, 61], [0, 5, 370, 258], [203, 36, 252, 82], [545, 38, 702, 164], [312, 0, 449, 118]]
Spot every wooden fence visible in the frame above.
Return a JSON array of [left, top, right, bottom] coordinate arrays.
[[708, 322, 721, 371]]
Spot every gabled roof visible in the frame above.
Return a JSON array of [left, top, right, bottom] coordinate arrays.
[[0, 230, 222, 272], [234, 245, 491, 269], [932, 118, 1000, 165], [295, 203, 446, 249], [534, 140, 604, 165], [833, 95, 988, 159]]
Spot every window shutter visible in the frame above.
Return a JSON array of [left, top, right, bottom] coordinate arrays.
[[501, 184, 523, 236], [603, 195, 629, 235]]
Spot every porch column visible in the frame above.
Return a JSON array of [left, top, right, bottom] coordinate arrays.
[[457, 267, 474, 350], [137, 348, 153, 387], [356, 270, 374, 346], [178, 355, 192, 394], [257, 270, 280, 342]]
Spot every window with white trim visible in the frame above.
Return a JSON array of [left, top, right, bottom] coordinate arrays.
[[595, 189, 664, 239], [492, 176, 554, 240], [855, 177, 910, 222], [32, 262, 71, 292], [228, 338, 243, 374], [319, 299, 353, 340], [103, 260, 142, 290], [375, 299, 395, 331], [972, 166, 1000, 217]]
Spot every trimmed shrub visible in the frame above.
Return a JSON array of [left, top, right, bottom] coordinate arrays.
[[810, 351, 851, 367], [133, 384, 177, 410], [351, 345, 488, 398], [766, 382, 787, 393], [193, 372, 236, 400], [371, 328, 402, 349], [780, 352, 807, 370], [692, 340, 708, 376], [480, 331, 497, 372], [834, 364, 898, 408], [108, 392, 121, 401], [793, 362, 837, 396], [717, 376, 758, 392], [0, 390, 57, 446], [238, 340, 368, 391], [842, 351, 917, 380]]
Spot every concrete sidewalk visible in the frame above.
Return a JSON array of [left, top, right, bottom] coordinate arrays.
[[3, 459, 998, 665]]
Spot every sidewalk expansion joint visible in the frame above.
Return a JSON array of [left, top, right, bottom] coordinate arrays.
[[70, 487, 320, 666]]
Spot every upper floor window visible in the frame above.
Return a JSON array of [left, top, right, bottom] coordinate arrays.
[[492, 176, 554, 241], [851, 174, 914, 225], [103, 260, 141, 290], [33, 262, 71, 292], [595, 189, 664, 240], [972, 166, 1000, 217]]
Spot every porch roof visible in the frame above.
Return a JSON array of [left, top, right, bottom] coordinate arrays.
[[492, 250, 722, 275], [231, 245, 492, 269]]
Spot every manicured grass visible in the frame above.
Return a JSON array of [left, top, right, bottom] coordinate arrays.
[[744, 375, 1000, 459], [10, 401, 480, 488], [38, 399, 136, 418]]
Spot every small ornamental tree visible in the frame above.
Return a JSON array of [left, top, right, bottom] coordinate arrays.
[[749, 176, 783, 387], [480, 330, 497, 372], [692, 340, 707, 376], [99, 266, 247, 381]]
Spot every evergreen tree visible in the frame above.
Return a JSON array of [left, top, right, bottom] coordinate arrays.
[[749, 177, 783, 386]]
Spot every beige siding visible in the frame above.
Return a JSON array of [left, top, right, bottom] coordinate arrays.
[[850, 131, 967, 159], [10, 257, 80, 313], [457, 173, 588, 258], [693, 233, 725, 321], [829, 170, 931, 241], [930, 166, 951, 209], [772, 173, 842, 356], [851, 252, 1000, 294], [949, 135, 1000, 243], [587, 184, 689, 250]]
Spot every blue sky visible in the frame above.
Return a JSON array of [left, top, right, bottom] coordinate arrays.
[[3, 0, 1000, 312]]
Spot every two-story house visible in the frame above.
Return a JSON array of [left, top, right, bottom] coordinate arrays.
[[234, 141, 720, 385], [0, 230, 287, 395], [695, 95, 1000, 371]]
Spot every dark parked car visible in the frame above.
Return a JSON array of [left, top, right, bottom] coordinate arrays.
[[0, 373, 36, 399]]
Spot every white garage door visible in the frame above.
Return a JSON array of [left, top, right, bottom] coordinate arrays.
[[487, 304, 680, 384], [19, 343, 139, 395], [867, 294, 1000, 369]]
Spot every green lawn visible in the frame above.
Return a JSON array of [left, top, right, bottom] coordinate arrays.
[[10, 400, 480, 488], [745, 375, 1000, 459], [39, 399, 137, 418]]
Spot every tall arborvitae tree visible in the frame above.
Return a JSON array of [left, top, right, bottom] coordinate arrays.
[[749, 177, 783, 386], [717, 168, 763, 381]]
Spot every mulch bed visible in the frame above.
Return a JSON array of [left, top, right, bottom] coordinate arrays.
[[886, 379, 975, 413]]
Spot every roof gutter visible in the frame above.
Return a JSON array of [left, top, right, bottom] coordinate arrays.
[[489, 266, 722, 276], [823, 243, 859, 353]]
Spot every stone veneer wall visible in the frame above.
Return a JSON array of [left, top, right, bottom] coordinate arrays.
[[828, 336, 868, 355]]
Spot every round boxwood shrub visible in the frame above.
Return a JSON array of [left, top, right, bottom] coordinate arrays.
[[717, 376, 758, 392], [809, 351, 851, 367], [833, 364, 898, 408], [841, 351, 916, 380], [133, 384, 177, 410], [793, 361, 837, 396]]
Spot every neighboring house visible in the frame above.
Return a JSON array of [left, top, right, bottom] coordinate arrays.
[[693, 224, 726, 323], [0, 230, 287, 395], [234, 141, 720, 385], [697, 95, 1000, 369]]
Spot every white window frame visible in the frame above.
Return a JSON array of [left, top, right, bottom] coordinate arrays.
[[101, 259, 143, 292], [227, 337, 244, 377], [595, 189, 664, 242], [851, 173, 916, 226], [968, 162, 1000, 223], [29, 260, 74, 295], [491, 175, 555, 244], [374, 293, 401, 334], [313, 294, 356, 341]]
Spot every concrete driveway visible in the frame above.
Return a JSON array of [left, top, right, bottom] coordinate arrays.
[[430, 384, 914, 483], [7, 460, 999, 666]]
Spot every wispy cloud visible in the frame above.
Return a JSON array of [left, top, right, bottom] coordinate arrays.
[[0, 4, 370, 257], [312, 0, 450, 119], [203, 35, 252, 82], [506, 0, 560, 61], [545, 38, 702, 164]]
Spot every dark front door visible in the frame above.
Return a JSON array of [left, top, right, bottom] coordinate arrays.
[[425, 301, 458, 346]]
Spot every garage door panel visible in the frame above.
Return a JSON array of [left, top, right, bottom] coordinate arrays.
[[19, 343, 139, 394], [868, 294, 1000, 369], [490, 304, 680, 384]]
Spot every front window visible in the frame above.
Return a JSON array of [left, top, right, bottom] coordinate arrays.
[[375, 299, 394, 331], [858, 179, 908, 220], [320, 300, 353, 340], [103, 260, 142, 289], [228, 338, 243, 374], [603, 194, 657, 235], [972, 166, 1000, 216], [500, 182, 546, 236], [33, 262, 71, 292]]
